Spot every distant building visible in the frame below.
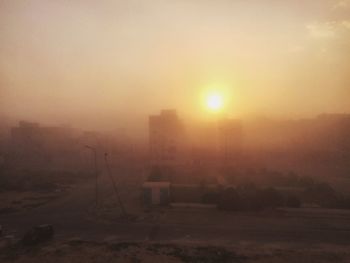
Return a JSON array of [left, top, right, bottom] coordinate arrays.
[[10, 121, 80, 169], [189, 121, 220, 164], [218, 118, 243, 163], [316, 114, 350, 152], [242, 114, 350, 177], [143, 182, 170, 205], [149, 110, 185, 166]]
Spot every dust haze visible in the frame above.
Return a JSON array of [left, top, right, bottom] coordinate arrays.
[[1, 1, 350, 262], [1, 0, 350, 134]]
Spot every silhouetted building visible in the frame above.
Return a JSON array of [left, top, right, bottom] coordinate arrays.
[[218, 118, 243, 163], [10, 121, 80, 169], [243, 114, 350, 177], [143, 182, 170, 205], [149, 110, 185, 166]]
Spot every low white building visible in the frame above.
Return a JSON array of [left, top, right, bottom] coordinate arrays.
[[142, 182, 170, 205]]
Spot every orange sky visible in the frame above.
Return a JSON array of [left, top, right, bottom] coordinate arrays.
[[0, 0, 349, 132]]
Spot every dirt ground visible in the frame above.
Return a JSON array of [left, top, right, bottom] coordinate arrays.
[[2, 167, 350, 262], [0, 191, 61, 215], [1, 240, 350, 263]]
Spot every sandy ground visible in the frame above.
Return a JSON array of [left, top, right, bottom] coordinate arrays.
[[0, 191, 61, 214], [2, 163, 350, 262], [1, 240, 350, 263]]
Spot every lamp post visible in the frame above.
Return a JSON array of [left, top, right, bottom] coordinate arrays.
[[104, 153, 127, 217]]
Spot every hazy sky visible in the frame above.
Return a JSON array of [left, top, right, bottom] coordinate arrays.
[[1, 0, 349, 130]]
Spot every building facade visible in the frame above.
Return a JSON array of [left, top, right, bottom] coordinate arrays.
[[218, 118, 243, 164], [10, 121, 80, 169], [149, 110, 185, 166]]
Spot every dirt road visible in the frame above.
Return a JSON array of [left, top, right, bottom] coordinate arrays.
[[2, 172, 350, 246]]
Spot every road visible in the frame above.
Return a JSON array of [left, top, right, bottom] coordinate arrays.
[[2, 175, 350, 246]]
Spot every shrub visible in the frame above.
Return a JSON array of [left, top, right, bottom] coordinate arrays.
[[218, 188, 240, 210], [202, 192, 219, 204], [218, 186, 287, 211], [303, 183, 338, 207], [258, 187, 284, 209], [284, 194, 301, 208]]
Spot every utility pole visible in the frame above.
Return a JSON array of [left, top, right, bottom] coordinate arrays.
[[104, 153, 127, 217], [85, 145, 98, 208]]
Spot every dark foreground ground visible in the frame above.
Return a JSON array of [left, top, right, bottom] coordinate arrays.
[[2, 174, 350, 262], [1, 239, 350, 263], [2, 179, 350, 246]]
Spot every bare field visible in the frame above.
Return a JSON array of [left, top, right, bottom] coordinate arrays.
[[1, 240, 350, 263], [2, 171, 350, 263], [0, 191, 61, 215]]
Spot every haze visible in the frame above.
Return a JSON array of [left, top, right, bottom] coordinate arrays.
[[2, 2, 350, 259], [1, 0, 350, 132]]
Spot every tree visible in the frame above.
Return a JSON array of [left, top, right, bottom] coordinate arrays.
[[218, 188, 240, 210], [304, 183, 338, 207], [285, 194, 301, 208], [258, 187, 284, 209]]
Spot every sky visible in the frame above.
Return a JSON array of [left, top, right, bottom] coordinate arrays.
[[0, 0, 349, 132]]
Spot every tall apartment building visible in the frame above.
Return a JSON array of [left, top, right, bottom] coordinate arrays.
[[10, 121, 79, 169], [149, 110, 185, 166], [217, 118, 243, 163]]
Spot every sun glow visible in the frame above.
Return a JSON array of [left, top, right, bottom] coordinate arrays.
[[206, 92, 223, 111]]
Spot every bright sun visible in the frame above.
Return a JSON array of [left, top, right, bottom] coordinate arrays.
[[206, 93, 223, 111]]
